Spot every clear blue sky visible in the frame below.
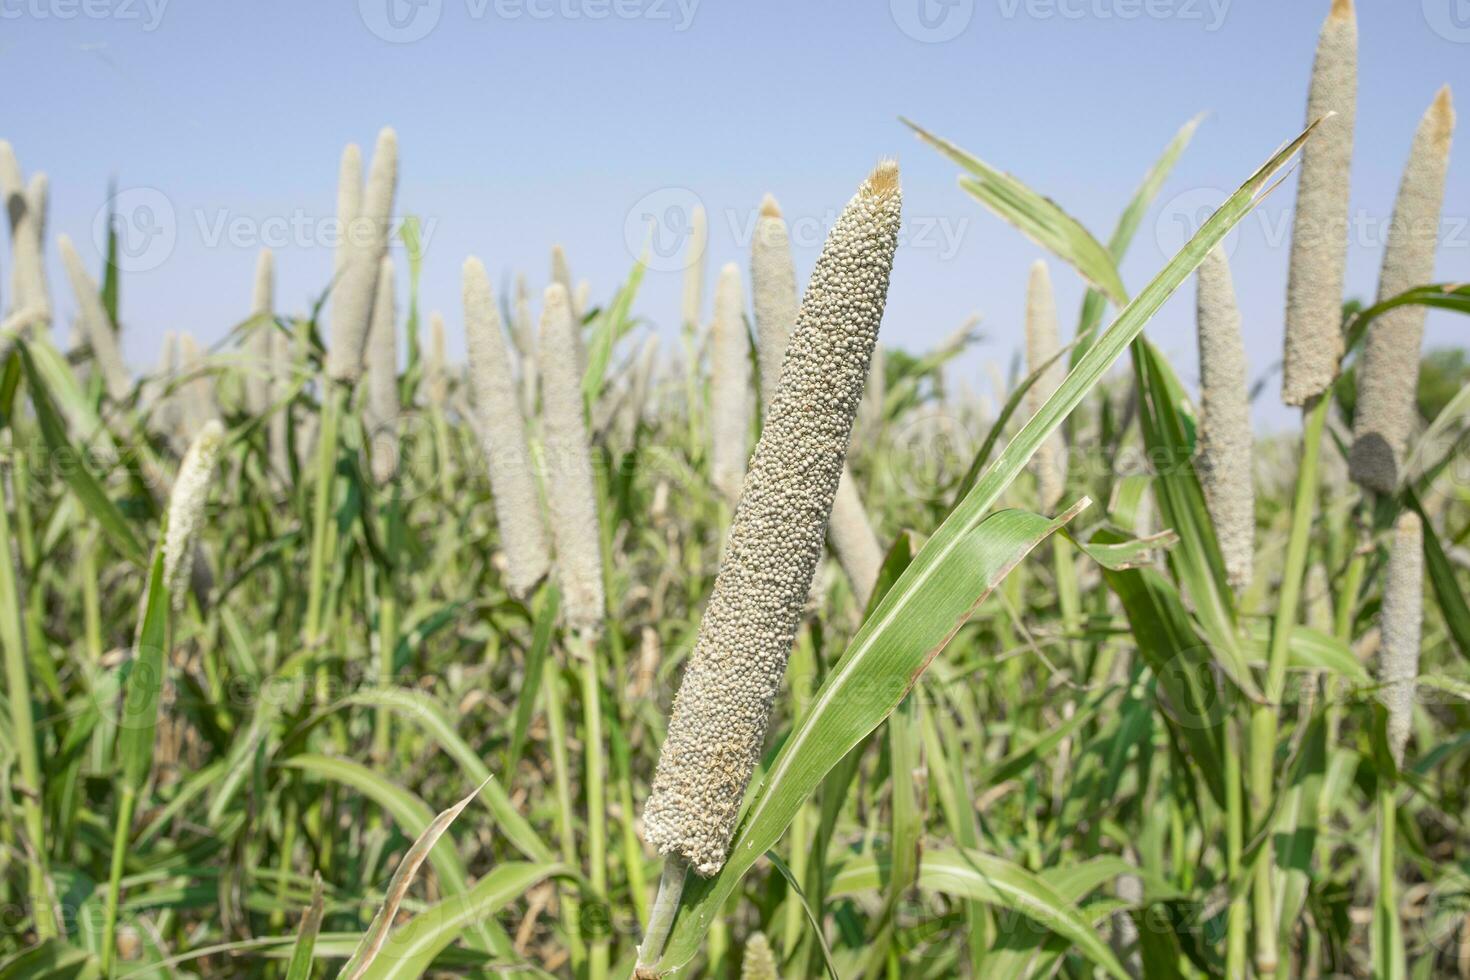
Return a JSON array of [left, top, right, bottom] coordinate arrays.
[[2, 0, 1466, 430]]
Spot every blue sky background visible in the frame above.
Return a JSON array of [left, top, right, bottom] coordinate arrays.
[[2, 0, 1466, 430]]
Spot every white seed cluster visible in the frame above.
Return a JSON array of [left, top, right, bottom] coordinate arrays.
[[1380, 510, 1423, 768], [1350, 87, 1454, 494], [752, 193, 883, 605], [58, 234, 130, 403], [512, 273, 538, 418], [326, 130, 397, 383], [751, 195, 796, 413], [1282, 0, 1356, 406], [0, 144, 50, 325], [539, 283, 605, 631], [682, 204, 708, 329], [738, 932, 777, 980], [464, 258, 551, 601], [268, 313, 292, 481], [642, 161, 901, 876], [163, 420, 225, 610], [365, 256, 399, 486], [177, 333, 217, 424], [710, 262, 752, 503], [426, 312, 449, 410], [1025, 260, 1067, 513], [245, 249, 275, 416], [1195, 246, 1255, 592]]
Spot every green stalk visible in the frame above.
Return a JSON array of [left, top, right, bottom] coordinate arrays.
[[100, 785, 137, 975], [1373, 781, 1405, 979], [0, 458, 54, 940], [1224, 720, 1246, 979], [1249, 392, 1329, 974], [82, 527, 103, 663], [304, 384, 344, 648], [543, 661, 587, 970], [576, 629, 609, 980]]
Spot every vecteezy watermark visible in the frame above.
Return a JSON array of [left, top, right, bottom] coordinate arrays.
[[621, 189, 972, 270], [93, 186, 176, 274], [1423, 0, 1470, 43], [996, 0, 1229, 30], [890, 0, 975, 42], [359, 0, 698, 43], [623, 187, 705, 273], [91, 187, 441, 274], [0, 0, 168, 30], [1153, 184, 1470, 260]]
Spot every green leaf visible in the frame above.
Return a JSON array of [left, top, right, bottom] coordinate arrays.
[[116, 544, 169, 793], [341, 687, 552, 863], [338, 779, 495, 979], [827, 848, 1131, 980], [1098, 548, 1228, 807], [279, 755, 504, 954], [19, 345, 145, 565], [283, 873, 324, 980], [354, 862, 566, 980], [903, 118, 1128, 306], [583, 258, 646, 409]]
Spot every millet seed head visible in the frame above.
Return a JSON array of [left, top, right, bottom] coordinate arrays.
[[750, 194, 797, 415], [642, 160, 901, 876], [365, 256, 399, 486], [1349, 86, 1454, 494], [58, 233, 131, 404], [1025, 259, 1067, 513], [738, 933, 778, 980], [1195, 246, 1255, 592], [163, 420, 225, 610], [710, 261, 752, 503], [327, 129, 397, 383], [1380, 510, 1423, 768], [539, 283, 605, 630], [1281, 0, 1356, 406], [464, 257, 552, 601]]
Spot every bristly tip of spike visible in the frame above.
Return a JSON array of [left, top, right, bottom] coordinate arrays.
[[1431, 85, 1456, 132], [1330, 0, 1353, 20], [759, 193, 781, 218], [866, 159, 900, 198]]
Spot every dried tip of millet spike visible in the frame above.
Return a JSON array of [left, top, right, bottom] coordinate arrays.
[[1330, 0, 1352, 20], [759, 193, 781, 218], [866, 158, 900, 198], [1430, 85, 1456, 141]]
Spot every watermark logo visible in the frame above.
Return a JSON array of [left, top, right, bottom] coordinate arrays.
[[624, 187, 705, 272], [1154, 186, 1238, 259], [359, 0, 442, 43], [891, 0, 974, 42], [1423, 0, 1470, 43], [360, 0, 699, 41], [0, 0, 169, 31], [995, 0, 1229, 30], [93, 186, 176, 274]]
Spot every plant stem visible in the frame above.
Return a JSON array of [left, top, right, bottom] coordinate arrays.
[[1249, 392, 1329, 975], [636, 857, 688, 977], [543, 660, 586, 970], [101, 785, 137, 976], [576, 628, 609, 980], [0, 453, 53, 941], [304, 383, 343, 649], [1224, 719, 1247, 980], [1373, 781, 1404, 979]]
